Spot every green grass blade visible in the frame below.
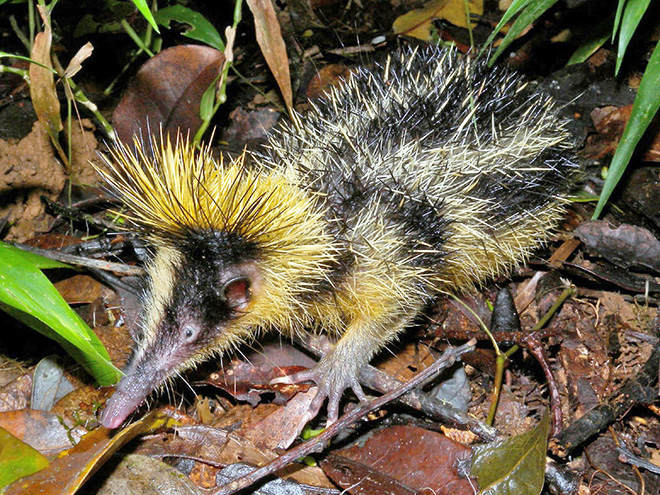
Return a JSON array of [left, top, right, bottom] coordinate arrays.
[[615, 0, 652, 75], [567, 31, 611, 66], [131, 0, 160, 34], [0, 52, 58, 73], [0, 243, 121, 385], [593, 39, 660, 219], [488, 0, 560, 65], [612, 0, 626, 42], [567, 14, 614, 66], [482, 0, 533, 51]]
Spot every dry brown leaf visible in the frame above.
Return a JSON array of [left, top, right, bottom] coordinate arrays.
[[246, 0, 293, 110], [136, 425, 333, 488], [63, 42, 94, 79], [323, 425, 475, 494], [29, 6, 65, 164], [54, 274, 104, 305]]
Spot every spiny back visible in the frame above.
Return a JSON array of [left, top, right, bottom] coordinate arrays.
[[263, 47, 579, 291]]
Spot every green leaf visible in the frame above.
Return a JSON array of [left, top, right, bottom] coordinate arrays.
[[593, 39, 660, 219], [199, 80, 217, 121], [482, 0, 533, 50], [131, 0, 160, 34], [488, 0, 560, 65], [612, 0, 626, 42], [0, 428, 50, 489], [0, 243, 121, 386], [567, 16, 612, 66], [615, 0, 652, 75], [155, 5, 224, 51], [472, 413, 549, 495]]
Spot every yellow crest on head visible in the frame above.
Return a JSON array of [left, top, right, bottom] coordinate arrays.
[[99, 134, 330, 256]]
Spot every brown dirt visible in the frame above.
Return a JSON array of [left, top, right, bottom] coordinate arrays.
[[0, 119, 99, 241]]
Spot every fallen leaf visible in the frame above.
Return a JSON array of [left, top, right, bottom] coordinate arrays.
[[575, 220, 660, 273], [306, 64, 352, 100], [240, 389, 316, 449], [63, 42, 94, 79], [54, 274, 104, 305], [93, 454, 201, 495], [586, 104, 660, 162], [112, 45, 224, 147], [393, 0, 483, 41], [4, 411, 174, 495], [220, 107, 280, 146], [0, 428, 50, 490], [135, 425, 333, 488], [324, 425, 475, 494], [0, 410, 80, 456], [31, 357, 75, 411]]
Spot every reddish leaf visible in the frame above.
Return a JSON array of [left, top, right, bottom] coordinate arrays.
[[23, 234, 82, 250], [324, 455, 419, 495], [323, 425, 475, 495], [201, 358, 310, 406], [200, 343, 316, 406], [113, 45, 224, 146], [240, 389, 316, 450], [54, 275, 104, 305], [586, 104, 660, 162], [306, 64, 352, 100]]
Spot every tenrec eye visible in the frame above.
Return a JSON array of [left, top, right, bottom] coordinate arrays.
[[183, 326, 196, 341]]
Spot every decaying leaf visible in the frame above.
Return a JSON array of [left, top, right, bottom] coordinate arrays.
[[246, 0, 293, 110], [63, 42, 94, 79], [29, 6, 65, 164], [0, 428, 50, 489], [575, 220, 660, 273], [4, 411, 174, 495]]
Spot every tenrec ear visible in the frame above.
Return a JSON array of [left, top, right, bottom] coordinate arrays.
[[220, 276, 252, 310]]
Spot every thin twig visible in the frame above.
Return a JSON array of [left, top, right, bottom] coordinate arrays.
[[617, 446, 660, 475], [523, 335, 563, 436], [12, 243, 144, 276], [41, 196, 120, 232]]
